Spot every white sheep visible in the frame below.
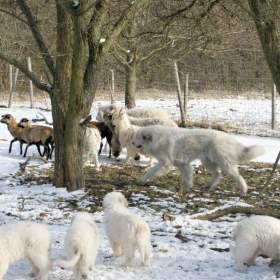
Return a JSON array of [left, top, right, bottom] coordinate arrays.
[[96, 105, 174, 125], [129, 116, 177, 127], [111, 108, 141, 163], [83, 127, 102, 170]]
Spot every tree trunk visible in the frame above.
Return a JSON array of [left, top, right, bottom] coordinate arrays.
[[248, 0, 280, 95], [51, 3, 99, 191], [125, 60, 137, 109]]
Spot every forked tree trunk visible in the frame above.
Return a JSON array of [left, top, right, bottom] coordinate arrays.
[[248, 0, 280, 95], [125, 60, 137, 109]]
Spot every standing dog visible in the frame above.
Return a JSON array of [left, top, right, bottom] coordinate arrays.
[[232, 215, 280, 272], [0, 222, 50, 280], [57, 213, 99, 280], [103, 192, 152, 266], [132, 126, 265, 195]]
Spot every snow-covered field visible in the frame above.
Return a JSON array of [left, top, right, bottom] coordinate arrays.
[[0, 99, 279, 280]]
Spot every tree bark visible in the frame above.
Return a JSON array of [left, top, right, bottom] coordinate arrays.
[[248, 0, 280, 95], [125, 60, 137, 109]]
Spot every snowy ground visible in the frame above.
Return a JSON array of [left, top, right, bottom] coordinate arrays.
[[0, 100, 279, 279]]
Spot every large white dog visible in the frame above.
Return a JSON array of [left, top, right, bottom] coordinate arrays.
[[103, 192, 152, 266], [232, 215, 280, 272], [0, 222, 50, 280], [132, 126, 265, 194], [57, 212, 99, 280]]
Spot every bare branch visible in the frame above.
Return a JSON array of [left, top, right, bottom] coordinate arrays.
[[100, 0, 150, 56], [16, 0, 55, 76], [140, 41, 172, 62], [0, 8, 28, 24], [0, 52, 52, 93], [164, 0, 197, 19]]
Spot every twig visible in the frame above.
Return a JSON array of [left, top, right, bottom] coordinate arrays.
[[19, 156, 48, 173], [263, 150, 280, 189]]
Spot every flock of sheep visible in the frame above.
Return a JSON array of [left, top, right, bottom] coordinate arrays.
[[1, 105, 280, 279]]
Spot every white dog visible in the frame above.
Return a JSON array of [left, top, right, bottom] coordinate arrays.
[[103, 192, 152, 266], [132, 126, 265, 194], [0, 222, 50, 280], [232, 215, 280, 272], [57, 212, 99, 280]]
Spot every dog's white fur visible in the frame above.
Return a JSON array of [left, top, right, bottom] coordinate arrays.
[[232, 215, 280, 272], [103, 192, 152, 266], [132, 126, 265, 194], [57, 212, 99, 280], [0, 222, 50, 280], [83, 127, 101, 169]]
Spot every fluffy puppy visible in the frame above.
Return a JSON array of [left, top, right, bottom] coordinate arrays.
[[0, 222, 50, 280], [103, 192, 152, 266], [132, 126, 265, 195], [57, 212, 99, 280], [232, 215, 280, 272]]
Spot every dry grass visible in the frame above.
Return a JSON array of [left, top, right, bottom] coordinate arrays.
[[18, 161, 280, 215]]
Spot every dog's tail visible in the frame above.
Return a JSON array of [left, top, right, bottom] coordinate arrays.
[[239, 145, 265, 162], [56, 250, 81, 269], [136, 223, 152, 266]]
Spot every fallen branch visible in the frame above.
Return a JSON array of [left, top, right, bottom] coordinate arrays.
[[32, 111, 53, 125], [19, 156, 48, 173], [192, 205, 280, 221]]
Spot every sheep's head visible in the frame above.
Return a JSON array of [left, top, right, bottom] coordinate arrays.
[[18, 118, 31, 128], [111, 108, 126, 129], [0, 114, 15, 125]]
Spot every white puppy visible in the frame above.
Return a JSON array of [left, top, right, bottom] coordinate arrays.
[[103, 192, 152, 266], [232, 215, 280, 272], [132, 126, 265, 194], [57, 212, 99, 280], [0, 222, 50, 280]]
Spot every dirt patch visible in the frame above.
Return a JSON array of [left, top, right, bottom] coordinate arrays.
[[16, 161, 280, 215]]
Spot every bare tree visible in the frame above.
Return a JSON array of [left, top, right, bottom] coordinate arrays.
[[0, 0, 150, 191]]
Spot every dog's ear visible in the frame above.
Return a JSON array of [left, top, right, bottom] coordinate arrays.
[[119, 195, 128, 207], [142, 133, 152, 142]]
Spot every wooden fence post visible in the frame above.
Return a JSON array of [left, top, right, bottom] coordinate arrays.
[[8, 66, 19, 108], [173, 62, 186, 127], [110, 69, 115, 104], [272, 83, 277, 130], [184, 72, 189, 117], [27, 57, 34, 109]]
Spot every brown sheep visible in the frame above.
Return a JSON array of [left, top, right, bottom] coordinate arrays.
[[0, 114, 41, 155], [18, 118, 54, 159]]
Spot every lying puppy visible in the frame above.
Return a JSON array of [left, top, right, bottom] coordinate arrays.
[[57, 212, 99, 280], [132, 125, 265, 195], [103, 192, 152, 266], [0, 222, 50, 280], [232, 215, 280, 272]]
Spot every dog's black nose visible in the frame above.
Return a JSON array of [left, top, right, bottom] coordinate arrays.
[[137, 145, 142, 149], [134, 154, 140, 161]]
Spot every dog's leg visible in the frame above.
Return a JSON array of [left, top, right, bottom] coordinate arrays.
[[201, 159, 222, 190], [123, 244, 136, 267], [138, 161, 171, 184], [29, 253, 50, 280], [233, 241, 258, 273], [0, 260, 9, 280], [111, 241, 123, 257], [222, 165, 248, 194], [176, 163, 193, 193]]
